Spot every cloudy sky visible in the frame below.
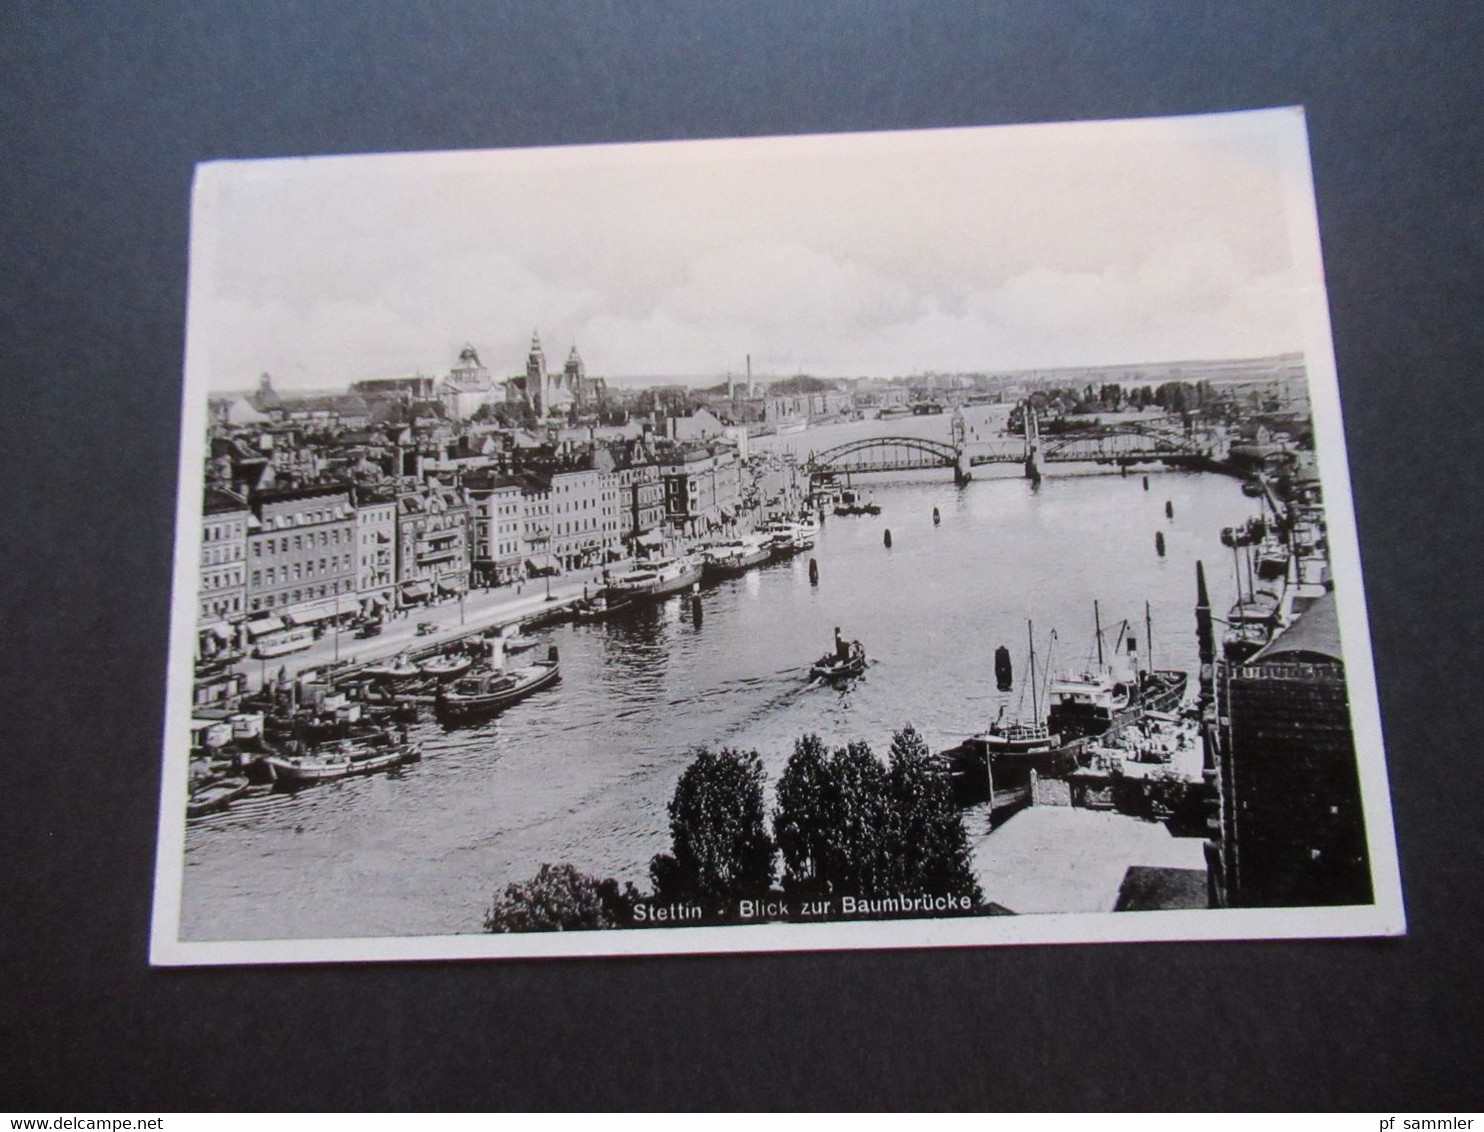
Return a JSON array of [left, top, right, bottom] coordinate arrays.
[[191, 108, 1322, 391]]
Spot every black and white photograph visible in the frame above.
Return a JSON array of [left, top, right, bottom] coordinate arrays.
[[149, 107, 1404, 965]]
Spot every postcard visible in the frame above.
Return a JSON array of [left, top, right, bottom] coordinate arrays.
[[150, 107, 1404, 965]]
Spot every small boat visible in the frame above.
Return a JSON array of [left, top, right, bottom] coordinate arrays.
[[1222, 589, 1284, 664], [762, 517, 817, 556], [229, 712, 265, 743], [345, 735, 422, 776], [1254, 536, 1292, 582], [436, 647, 562, 723], [702, 535, 772, 580], [572, 593, 632, 622], [186, 776, 250, 818], [419, 652, 475, 680], [362, 653, 422, 686], [603, 555, 704, 603], [262, 751, 354, 785], [833, 489, 881, 517], [499, 630, 542, 654]]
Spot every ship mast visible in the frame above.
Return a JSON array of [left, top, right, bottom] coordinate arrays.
[[1094, 600, 1104, 667], [1027, 619, 1038, 721], [1145, 600, 1155, 673]]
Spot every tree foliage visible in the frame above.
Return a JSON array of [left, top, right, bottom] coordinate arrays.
[[775, 728, 981, 905], [772, 733, 834, 894], [649, 747, 776, 903], [484, 863, 642, 933], [885, 726, 982, 902]]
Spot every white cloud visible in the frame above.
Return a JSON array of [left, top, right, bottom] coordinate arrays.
[[194, 111, 1319, 389]]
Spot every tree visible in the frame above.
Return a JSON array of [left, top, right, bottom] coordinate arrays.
[[775, 728, 982, 907], [773, 733, 834, 896], [775, 737, 895, 898], [885, 726, 983, 902], [650, 748, 776, 903], [484, 863, 642, 932], [819, 740, 894, 896]]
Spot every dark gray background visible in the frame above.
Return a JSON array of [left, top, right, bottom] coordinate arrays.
[[3, 0, 1480, 1111]]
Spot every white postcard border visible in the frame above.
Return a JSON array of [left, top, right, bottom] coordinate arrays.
[[149, 107, 1407, 967]]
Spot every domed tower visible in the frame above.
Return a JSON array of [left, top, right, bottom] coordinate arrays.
[[452, 344, 487, 383]]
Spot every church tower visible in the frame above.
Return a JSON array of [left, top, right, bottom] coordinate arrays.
[[526, 331, 548, 416], [564, 345, 585, 382]]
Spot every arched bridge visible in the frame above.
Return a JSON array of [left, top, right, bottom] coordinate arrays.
[[806, 409, 1225, 482], [808, 435, 960, 476]]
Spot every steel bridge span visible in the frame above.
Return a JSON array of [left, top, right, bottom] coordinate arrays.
[[806, 417, 1222, 482]]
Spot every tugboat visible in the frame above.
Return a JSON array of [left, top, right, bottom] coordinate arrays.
[[436, 645, 562, 723], [810, 627, 867, 682]]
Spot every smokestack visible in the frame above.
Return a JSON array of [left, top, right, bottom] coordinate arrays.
[[1196, 559, 1215, 705], [746, 354, 753, 397]]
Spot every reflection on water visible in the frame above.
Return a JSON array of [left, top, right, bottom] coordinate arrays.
[[181, 467, 1256, 941]]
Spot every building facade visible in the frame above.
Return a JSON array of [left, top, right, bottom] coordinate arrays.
[[545, 468, 621, 569], [616, 460, 666, 549], [659, 447, 743, 536], [468, 477, 527, 586], [199, 488, 249, 627], [354, 492, 398, 613], [245, 485, 358, 619], [439, 345, 499, 420], [1211, 592, 1371, 909], [396, 483, 472, 605]]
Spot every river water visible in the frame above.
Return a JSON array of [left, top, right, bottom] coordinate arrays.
[[180, 411, 1257, 941]]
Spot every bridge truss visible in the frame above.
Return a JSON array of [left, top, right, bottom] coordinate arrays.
[[808, 435, 959, 476]]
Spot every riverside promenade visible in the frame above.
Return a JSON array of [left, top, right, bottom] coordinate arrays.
[[231, 565, 625, 693]]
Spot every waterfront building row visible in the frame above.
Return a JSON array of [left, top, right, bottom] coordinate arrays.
[[197, 443, 747, 648]]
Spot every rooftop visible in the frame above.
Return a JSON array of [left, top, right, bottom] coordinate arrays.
[[1247, 589, 1342, 665]]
